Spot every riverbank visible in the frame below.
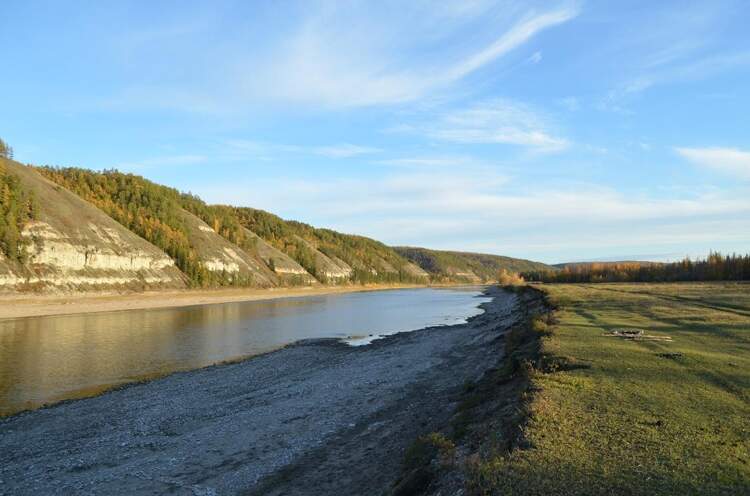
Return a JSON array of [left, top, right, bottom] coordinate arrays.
[[0, 287, 525, 495], [451, 283, 750, 495], [0, 283, 448, 320]]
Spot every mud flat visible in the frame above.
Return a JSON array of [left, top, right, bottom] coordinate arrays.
[[0, 287, 522, 495]]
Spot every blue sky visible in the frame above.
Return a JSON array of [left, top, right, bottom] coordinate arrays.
[[2, 0, 749, 263]]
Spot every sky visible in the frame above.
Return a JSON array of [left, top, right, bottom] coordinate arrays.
[[1, 0, 749, 264]]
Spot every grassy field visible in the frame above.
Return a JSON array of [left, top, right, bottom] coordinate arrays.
[[471, 283, 750, 495]]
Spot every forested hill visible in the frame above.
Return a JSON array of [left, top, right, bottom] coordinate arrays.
[[0, 158, 554, 292], [394, 247, 551, 283]]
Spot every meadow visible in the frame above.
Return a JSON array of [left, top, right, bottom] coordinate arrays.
[[468, 282, 750, 495]]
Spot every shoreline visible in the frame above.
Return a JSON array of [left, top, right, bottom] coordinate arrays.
[[0, 283, 477, 320], [0, 288, 521, 495]]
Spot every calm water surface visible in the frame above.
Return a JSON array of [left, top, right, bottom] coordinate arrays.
[[0, 287, 489, 416]]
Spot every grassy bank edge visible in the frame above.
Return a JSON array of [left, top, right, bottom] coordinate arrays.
[[390, 282, 750, 496], [389, 285, 557, 495]]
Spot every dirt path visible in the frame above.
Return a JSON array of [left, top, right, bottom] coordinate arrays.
[[0, 288, 520, 495]]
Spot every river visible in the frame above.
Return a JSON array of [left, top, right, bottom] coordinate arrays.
[[0, 287, 489, 416]]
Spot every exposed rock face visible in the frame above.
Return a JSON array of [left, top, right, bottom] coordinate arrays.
[[243, 229, 316, 283], [294, 236, 352, 280], [0, 161, 186, 292], [402, 261, 430, 279], [177, 211, 277, 287], [447, 270, 482, 283], [23, 222, 176, 272]]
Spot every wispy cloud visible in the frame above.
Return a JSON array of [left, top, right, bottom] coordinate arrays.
[[89, 2, 579, 113], [249, 3, 578, 108], [399, 98, 569, 152], [200, 170, 750, 261], [112, 154, 207, 170], [220, 139, 380, 161], [444, 8, 571, 80], [527, 51, 543, 64], [676, 146, 750, 180], [313, 144, 381, 158], [377, 156, 486, 168], [596, 1, 750, 112], [603, 51, 750, 111], [558, 96, 580, 111]]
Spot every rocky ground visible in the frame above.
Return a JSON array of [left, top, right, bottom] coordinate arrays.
[[0, 287, 521, 495]]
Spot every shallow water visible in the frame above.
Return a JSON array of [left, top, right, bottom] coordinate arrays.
[[0, 287, 489, 416]]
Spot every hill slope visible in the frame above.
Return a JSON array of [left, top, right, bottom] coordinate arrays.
[[1, 160, 550, 292], [394, 247, 554, 283], [232, 208, 429, 284], [37, 167, 284, 288], [0, 158, 186, 292]]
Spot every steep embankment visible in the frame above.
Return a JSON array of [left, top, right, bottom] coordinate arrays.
[[0, 159, 186, 292], [37, 167, 280, 288], [242, 229, 316, 284], [176, 209, 277, 287], [233, 207, 429, 284], [395, 246, 554, 283], [1, 162, 549, 293]]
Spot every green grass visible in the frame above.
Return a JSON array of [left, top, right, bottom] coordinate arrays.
[[471, 282, 750, 495]]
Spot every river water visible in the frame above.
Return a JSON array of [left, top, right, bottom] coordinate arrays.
[[0, 287, 489, 416]]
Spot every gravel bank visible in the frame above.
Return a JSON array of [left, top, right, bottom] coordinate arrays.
[[0, 287, 520, 495]]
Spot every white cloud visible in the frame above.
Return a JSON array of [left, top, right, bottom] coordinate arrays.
[[112, 154, 207, 170], [254, 3, 578, 108], [199, 169, 750, 261], [445, 8, 572, 79], [592, 1, 750, 112], [410, 99, 569, 152], [313, 144, 381, 158], [558, 96, 580, 111], [220, 139, 379, 160], [676, 146, 750, 180], [604, 52, 750, 110], [94, 2, 579, 112], [527, 51, 543, 64], [377, 156, 485, 168]]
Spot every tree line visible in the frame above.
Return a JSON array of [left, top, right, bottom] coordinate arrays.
[[0, 161, 38, 262], [37, 167, 248, 287], [234, 207, 427, 284], [0, 138, 13, 160], [522, 253, 750, 283]]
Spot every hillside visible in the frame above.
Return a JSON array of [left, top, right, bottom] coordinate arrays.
[[37, 167, 284, 288], [0, 160, 550, 292], [232, 208, 430, 284], [552, 260, 662, 270], [0, 158, 186, 292], [394, 246, 554, 283]]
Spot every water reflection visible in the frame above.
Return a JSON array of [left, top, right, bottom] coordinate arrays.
[[0, 288, 489, 416]]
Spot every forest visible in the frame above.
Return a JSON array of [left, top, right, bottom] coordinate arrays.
[[395, 246, 551, 282], [35, 167, 430, 286], [233, 207, 427, 284], [0, 159, 38, 262], [37, 166, 233, 287], [0, 138, 13, 160], [522, 252, 750, 283]]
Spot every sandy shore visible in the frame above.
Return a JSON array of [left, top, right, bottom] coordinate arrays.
[[0, 287, 526, 495], [0, 283, 437, 320]]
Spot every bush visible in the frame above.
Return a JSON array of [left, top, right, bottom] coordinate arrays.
[[498, 269, 525, 286]]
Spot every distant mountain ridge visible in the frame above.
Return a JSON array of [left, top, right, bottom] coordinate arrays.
[[552, 261, 663, 270], [394, 247, 551, 283], [0, 159, 554, 293]]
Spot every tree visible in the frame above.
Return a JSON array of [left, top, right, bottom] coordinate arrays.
[[0, 138, 13, 159]]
